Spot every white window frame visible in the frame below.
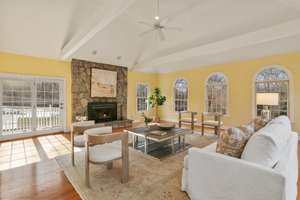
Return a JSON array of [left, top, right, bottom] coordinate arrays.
[[173, 77, 189, 112], [136, 83, 150, 113], [252, 65, 294, 122], [205, 72, 229, 116]]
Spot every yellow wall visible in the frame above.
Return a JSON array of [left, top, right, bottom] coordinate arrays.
[[127, 71, 158, 121], [158, 51, 300, 132], [0, 52, 72, 129], [1, 51, 300, 133]]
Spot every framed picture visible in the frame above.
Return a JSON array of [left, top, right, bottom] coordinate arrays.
[[91, 68, 117, 97]]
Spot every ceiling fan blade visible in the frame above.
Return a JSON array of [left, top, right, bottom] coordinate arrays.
[[164, 26, 183, 32], [137, 21, 153, 27], [160, 17, 172, 26], [138, 29, 154, 36], [157, 29, 165, 41]]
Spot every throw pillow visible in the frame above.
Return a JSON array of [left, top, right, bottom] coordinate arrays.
[[216, 123, 255, 158], [252, 116, 268, 131]]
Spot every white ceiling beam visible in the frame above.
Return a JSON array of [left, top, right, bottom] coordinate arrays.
[[275, 0, 300, 12], [60, 0, 136, 60], [133, 18, 300, 69]]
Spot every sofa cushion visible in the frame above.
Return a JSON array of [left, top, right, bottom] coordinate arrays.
[[241, 116, 292, 168], [216, 123, 254, 158]]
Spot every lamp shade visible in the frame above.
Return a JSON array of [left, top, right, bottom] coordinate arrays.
[[256, 93, 279, 106]]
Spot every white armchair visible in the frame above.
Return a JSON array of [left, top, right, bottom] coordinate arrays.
[[71, 121, 104, 166]]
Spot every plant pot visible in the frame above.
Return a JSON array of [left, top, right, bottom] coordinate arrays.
[[153, 116, 160, 123]]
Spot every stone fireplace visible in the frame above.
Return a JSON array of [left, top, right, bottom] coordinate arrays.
[[71, 59, 127, 122], [88, 102, 117, 123]]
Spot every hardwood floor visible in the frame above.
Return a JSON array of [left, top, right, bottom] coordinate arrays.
[[0, 124, 299, 199]]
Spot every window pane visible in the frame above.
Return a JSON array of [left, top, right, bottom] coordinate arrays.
[[136, 84, 149, 112], [206, 73, 227, 115], [255, 67, 289, 119], [174, 78, 188, 112]]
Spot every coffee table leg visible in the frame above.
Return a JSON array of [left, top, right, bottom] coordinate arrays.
[[132, 135, 136, 149], [144, 138, 148, 153], [183, 135, 186, 148], [171, 139, 175, 154]]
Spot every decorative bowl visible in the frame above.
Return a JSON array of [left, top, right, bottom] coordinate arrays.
[[157, 123, 175, 130]]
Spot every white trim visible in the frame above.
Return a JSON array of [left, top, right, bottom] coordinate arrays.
[[173, 77, 189, 112], [252, 65, 294, 122], [136, 82, 150, 112], [204, 72, 229, 115], [0, 128, 62, 141]]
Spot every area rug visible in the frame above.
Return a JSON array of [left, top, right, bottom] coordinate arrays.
[[55, 133, 217, 200]]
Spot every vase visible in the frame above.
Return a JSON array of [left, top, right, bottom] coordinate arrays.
[[145, 123, 150, 131]]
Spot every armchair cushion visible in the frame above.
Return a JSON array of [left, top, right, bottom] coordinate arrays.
[[180, 118, 198, 123], [74, 135, 85, 147], [202, 120, 223, 126], [89, 143, 121, 163]]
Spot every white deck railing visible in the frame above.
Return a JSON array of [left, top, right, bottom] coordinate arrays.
[[2, 106, 60, 135]]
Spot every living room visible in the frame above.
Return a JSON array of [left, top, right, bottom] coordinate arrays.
[[0, 0, 299, 199]]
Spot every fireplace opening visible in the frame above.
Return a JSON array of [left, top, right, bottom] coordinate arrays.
[[88, 102, 117, 123]]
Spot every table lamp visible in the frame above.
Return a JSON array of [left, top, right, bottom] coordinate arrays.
[[256, 93, 279, 121]]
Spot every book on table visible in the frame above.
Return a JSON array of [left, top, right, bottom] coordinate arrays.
[[150, 130, 167, 136]]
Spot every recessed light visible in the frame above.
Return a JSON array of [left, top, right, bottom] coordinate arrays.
[[155, 16, 159, 20], [117, 56, 122, 60], [91, 50, 97, 55]]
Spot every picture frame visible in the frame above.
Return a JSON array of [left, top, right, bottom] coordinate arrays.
[[91, 68, 117, 97]]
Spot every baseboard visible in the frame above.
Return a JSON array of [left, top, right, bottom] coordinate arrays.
[[132, 119, 141, 123], [64, 128, 71, 133]]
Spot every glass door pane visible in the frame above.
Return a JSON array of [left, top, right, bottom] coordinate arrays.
[[2, 79, 32, 135], [36, 80, 62, 131]]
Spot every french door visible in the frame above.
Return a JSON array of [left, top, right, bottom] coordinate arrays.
[[0, 75, 65, 140]]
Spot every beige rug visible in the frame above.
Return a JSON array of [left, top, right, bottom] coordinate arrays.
[[55, 133, 217, 200]]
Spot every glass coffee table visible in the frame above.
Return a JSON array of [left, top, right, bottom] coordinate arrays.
[[125, 125, 192, 160]]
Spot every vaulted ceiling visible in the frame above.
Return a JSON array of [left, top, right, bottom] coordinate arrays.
[[1, 0, 300, 73]]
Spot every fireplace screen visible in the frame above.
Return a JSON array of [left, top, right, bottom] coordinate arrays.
[[88, 102, 117, 123]]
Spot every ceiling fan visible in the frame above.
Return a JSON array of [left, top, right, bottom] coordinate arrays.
[[138, 0, 182, 41]]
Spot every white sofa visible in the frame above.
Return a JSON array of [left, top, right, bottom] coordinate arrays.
[[182, 116, 298, 200]]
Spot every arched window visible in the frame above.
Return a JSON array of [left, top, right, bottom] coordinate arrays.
[[174, 78, 188, 111], [206, 73, 228, 115], [255, 67, 289, 118]]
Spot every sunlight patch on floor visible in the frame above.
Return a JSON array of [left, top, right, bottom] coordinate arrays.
[[0, 134, 82, 171], [0, 139, 40, 171], [38, 135, 73, 159]]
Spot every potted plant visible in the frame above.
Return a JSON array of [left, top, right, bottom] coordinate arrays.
[[146, 87, 166, 122]]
